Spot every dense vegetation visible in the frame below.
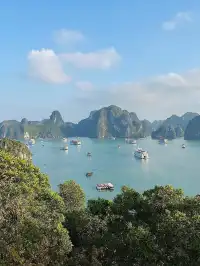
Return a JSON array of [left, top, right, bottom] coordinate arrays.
[[151, 112, 199, 140], [1, 139, 200, 265]]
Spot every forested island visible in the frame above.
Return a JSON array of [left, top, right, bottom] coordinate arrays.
[[1, 138, 200, 265], [1, 105, 200, 140]]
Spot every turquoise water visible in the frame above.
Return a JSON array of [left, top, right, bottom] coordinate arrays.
[[30, 138, 200, 200]]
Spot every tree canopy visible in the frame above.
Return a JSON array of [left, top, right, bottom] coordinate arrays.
[[1, 139, 200, 265]]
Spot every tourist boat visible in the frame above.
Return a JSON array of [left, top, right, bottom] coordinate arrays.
[[96, 183, 114, 191], [28, 138, 35, 145], [134, 148, 149, 159], [126, 139, 137, 144], [158, 137, 167, 144], [182, 144, 186, 149], [86, 172, 93, 177], [70, 139, 81, 145], [24, 132, 30, 140], [87, 152, 92, 157], [60, 145, 68, 151], [63, 138, 67, 142]]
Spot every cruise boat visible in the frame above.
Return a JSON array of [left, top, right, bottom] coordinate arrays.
[[158, 137, 167, 144], [126, 139, 137, 144], [24, 132, 30, 140], [134, 148, 149, 159], [109, 136, 116, 140], [96, 183, 114, 191], [70, 139, 81, 145], [60, 145, 68, 151], [28, 138, 35, 145]]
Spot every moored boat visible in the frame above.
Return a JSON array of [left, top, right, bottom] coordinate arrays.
[[134, 148, 149, 159], [28, 138, 35, 145], [86, 172, 93, 177], [24, 132, 30, 140], [70, 139, 81, 145], [96, 183, 114, 191], [158, 137, 167, 144], [126, 139, 137, 144], [60, 145, 68, 151], [63, 138, 67, 142], [182, 144, 186, 149]]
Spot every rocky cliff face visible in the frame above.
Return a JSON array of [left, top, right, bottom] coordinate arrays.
[[75, 105, 150, 138], [184, 116, 200, 140], [0, 106, 153, 139], [0, 120, 24, 139], [151, 112, 199, 139], [0, 138, 32, 162], [50, 110, 64, 126]]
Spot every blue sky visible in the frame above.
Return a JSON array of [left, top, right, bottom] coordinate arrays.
[[1, 0, 200, 122]]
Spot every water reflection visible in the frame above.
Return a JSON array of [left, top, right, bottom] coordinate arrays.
[[77, 145, 81, 152]]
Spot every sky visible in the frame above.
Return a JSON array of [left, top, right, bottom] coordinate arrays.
[[1, 0, 200, 122]]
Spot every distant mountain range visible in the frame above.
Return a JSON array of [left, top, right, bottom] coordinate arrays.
[[0, 105, 200, 140], [0, 106, 152, 139]]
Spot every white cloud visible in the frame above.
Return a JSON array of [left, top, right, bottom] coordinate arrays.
[[28, 49, 71, 84], [60, 47, 121, 69], [53, 29, 85, 44], [162, 12, 192, 31], [75, 69, 200, 120], [75, 81, 94, 91]]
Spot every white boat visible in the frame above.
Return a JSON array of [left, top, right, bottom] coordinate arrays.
[[158, 137, 167, 144], [134, 148, 149, 159], [182, 144, 186, 149], [63, 138, 67, 142], [96, 183, 114, 191], [131, 140, 137, 144], [70, 139, 81, 145], [24, 132, 30, 140], [126, 139, 136, 144], [28, 138, 35, 145], [60, 145, 68, 151]]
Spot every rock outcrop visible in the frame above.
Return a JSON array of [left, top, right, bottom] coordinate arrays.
[[75, 105, 150, 138], [151, 112, 198, 139], [184, 115, 200, 140], [0, 138, 32, 162], [0, 106, 153, 139]]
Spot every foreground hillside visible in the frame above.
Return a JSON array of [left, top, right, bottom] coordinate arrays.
[[1, 139, 200, 265], [0, 105, 152, 139], [151, 112, 199, 139]]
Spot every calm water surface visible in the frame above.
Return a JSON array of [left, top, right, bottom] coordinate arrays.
[[30, 138, 200, 200]]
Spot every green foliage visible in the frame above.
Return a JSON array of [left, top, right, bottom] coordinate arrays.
[[0, 138, 32, 161], [66, 185, 200, 266], [59, 180, 85, 212], [1, 139, 200, 265], [0, 143, 72, 266], [24, 121, 63, 138], [87, 198, 112, 216]]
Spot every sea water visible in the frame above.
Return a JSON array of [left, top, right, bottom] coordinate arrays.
[[31, 138, 200, 200]]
